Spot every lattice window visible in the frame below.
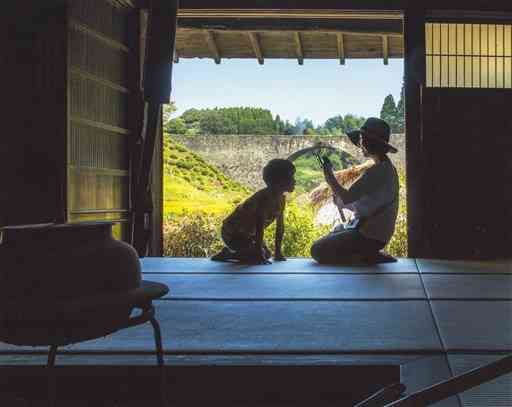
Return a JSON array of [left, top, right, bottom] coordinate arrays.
[[426, 23, 512, 88]]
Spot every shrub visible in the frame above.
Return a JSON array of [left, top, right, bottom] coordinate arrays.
[[163, 212, 225, 257], [176, 161, 193, 170], [264, 203, 330, 257], [163, 202, 331, 258], [385, 169, 408, 257]]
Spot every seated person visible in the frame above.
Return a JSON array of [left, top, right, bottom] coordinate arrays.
[[211, 159, 296, 264], [311, 118, 399, 264]]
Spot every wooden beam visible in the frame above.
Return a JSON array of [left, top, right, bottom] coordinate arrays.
[[178, 9, 403, 20], [205, 30, 221, 64], [336, 33, 345, 65], [248, 32, 264, 65], [382, 34, 389, 65], [178, 19, 403, 35], [294, 32, 304, 65]]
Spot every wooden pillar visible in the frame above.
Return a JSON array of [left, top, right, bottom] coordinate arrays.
[[403, 8, 426, 258], [132, 0, 178, 257], [0, 3, 68, 226]]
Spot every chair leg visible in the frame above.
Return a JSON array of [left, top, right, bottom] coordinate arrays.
[[150, 317, 168, 407], [47, 345, 58, 407]]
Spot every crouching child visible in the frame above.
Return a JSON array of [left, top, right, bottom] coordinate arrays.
[[211, 159, 296, 265]]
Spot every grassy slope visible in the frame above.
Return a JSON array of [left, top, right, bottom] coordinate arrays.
[[163, 136, 252, 216]]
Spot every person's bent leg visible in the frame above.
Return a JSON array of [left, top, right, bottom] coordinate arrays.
[[211, 229, 253, 262], [311, 230, 382, 264]]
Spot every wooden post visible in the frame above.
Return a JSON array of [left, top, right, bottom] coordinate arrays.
[[248, 32, 264, 65], [132, 0, 178, 256], [404, 7, 426, 258], [206, 30, 221, 64], [294, 32, 304, 65], [382, 34, 389, 65], [337, 33, 345, 65]]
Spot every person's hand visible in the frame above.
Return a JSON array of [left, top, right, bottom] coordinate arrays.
[[251, 248, 272, 265], [254, 255, 272, 265]]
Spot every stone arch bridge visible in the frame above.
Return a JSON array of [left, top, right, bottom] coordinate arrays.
[[172, 134, 404, 189]]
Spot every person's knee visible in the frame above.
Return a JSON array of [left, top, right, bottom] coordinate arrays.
[[310, 240, 324, 262]]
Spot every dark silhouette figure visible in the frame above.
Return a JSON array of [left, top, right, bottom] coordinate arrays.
[[211, 159, 296, 265], [311, 118, 399, 264]]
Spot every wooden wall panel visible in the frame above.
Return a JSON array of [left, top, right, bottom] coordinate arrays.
[[69, 27, 130, 86], [70, 124, 128, 170], [67, 0, 135, 241], [69, 75, 130, 130], [0, 5, 68, 226], [69, 0, 130, 45], [422, 89, 512, 259]]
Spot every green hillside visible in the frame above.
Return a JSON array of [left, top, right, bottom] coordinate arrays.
[[163, 136, 252, 216]]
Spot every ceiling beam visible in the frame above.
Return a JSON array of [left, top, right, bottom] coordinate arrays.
[[178, 9, 403, 20], [294, 32, 304, 65], [205, 30, 221, 64], [248, 32, 264, 65], [336, 33, 345, 65], [178, 18, 403, 35], [382, 34, 389, 65]]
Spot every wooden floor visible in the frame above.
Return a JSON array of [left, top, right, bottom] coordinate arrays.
[[1, 257, 512, 407]]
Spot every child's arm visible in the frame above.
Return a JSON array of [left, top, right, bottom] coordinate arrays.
[[254, 207, 271, 264], [274, 199, 286, 261]]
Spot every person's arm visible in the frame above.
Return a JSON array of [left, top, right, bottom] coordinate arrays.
[[321, 156, 366, 204], [254, 206, 271, 264], [274, 199, 286, 261], [322, 161, 351, 202]]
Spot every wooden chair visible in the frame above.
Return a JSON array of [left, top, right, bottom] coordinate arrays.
[[355, 354, 512, 406], [0, 280, 170, 407]]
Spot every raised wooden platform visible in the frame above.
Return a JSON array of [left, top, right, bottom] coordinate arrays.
[[1, 258, 511, 406]]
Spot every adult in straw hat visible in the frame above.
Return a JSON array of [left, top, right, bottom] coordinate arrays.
[[311, 118, 399, 264]]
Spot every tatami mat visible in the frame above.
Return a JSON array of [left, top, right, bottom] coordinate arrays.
[[423, 275, 512, 299], [416, 259, 512, 274], [148, 273, 426, 300], [141, 257, 419, 274], [430, 301, 512, 351]]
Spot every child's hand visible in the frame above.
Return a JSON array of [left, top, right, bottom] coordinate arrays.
[[255, 255, 272, 265]]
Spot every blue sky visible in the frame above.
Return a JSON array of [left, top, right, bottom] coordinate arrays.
[[171, 58, 404, 127]]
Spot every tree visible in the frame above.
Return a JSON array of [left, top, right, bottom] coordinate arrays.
[[163, 102, 178, 130], [396, 79, 405, 132], [274, 114, 285, 134], [167, 117, 187, 135], [343, 114, 365, 132], [324, 115, 345, 133], [282, 120, 295, 135], [380, 94, 399, 132]]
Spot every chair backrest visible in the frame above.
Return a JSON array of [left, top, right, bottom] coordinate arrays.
[[382, 354, 512, 407]]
